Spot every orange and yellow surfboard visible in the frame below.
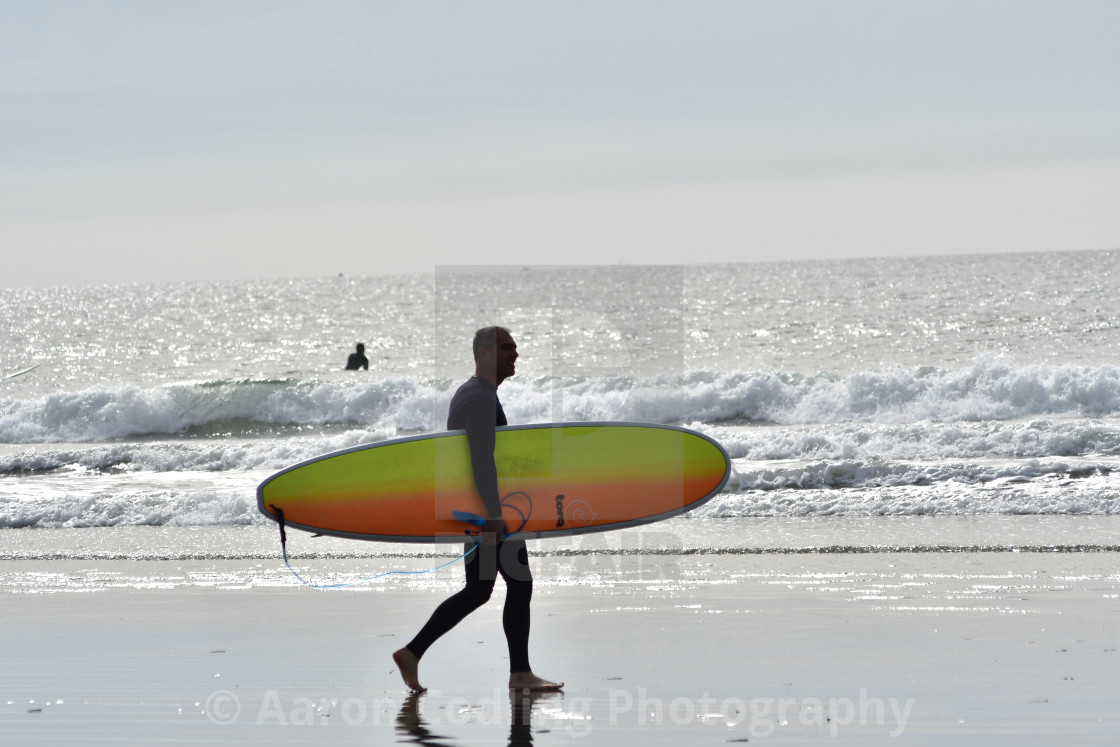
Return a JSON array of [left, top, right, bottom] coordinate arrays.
[[257, 422, 730, 542]]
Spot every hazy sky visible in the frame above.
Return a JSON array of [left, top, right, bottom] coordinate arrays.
[[3, 0, 1118, 288]]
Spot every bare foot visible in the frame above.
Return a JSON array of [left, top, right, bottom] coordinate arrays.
[[508, 671, 564, 692], [392, 648, 426, 692]]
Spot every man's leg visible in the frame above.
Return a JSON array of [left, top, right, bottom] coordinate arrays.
[[394, 541, 495, 690], [498, 539, 532, 672], [497, 539, 563, 692]]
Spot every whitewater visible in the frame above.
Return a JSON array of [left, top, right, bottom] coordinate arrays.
[[3, 252, 1120, 550]]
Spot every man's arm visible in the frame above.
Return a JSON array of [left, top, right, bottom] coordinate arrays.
[[463, 393, 503, 520]]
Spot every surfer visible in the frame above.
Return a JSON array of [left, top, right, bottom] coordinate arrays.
[[393, 326, 563, 693], [345, 343, 369, 370]]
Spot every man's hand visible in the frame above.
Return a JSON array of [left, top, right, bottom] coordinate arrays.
[[481, 516, 509, 545]]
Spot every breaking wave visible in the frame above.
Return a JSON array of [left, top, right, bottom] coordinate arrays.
[[3, 358, 1120, 444]]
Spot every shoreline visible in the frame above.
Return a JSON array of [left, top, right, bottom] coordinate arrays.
[[3, 515, 1120, 562]]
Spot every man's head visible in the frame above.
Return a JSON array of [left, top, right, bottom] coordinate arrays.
[[473, 326, 518, 385], [356, 343, 365, 355]]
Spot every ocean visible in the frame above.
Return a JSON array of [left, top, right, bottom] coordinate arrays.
[[3, 251, 1119, 588]]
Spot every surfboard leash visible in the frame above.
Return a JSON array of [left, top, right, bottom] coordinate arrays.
[[453, 490, 533, 537], [269, 504, 478, 590], [269, 499, 529, 591]]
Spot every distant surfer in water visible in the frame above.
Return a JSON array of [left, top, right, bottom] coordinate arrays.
[[393, 326, 563, 693], [345, 343, 368, 370]]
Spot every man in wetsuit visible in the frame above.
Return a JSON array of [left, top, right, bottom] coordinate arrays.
[[345, 343, 369, 370], [393, 326, 562, 693]]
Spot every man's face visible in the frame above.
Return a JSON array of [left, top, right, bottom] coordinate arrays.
[[494, 330, 518, 383]]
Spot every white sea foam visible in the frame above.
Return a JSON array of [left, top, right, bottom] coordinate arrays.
[[2, 454, 1117, 530], [0, 428, 395, 475], [699, 476, 1120, 518], [0, 489, 262, 529], [725, 457, 1117, 493], [3, 418, 1119, 477], [0, 378, 448, 443], [699, 418, 1120, 462], [4, 358, 1120, 444]]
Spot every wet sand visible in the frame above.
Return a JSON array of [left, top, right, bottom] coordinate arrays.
[[2, 551, 1118, 745]]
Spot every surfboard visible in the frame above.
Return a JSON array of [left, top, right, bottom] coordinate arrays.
[[5, 364, 40, 379], [257, 422, 730, 543]]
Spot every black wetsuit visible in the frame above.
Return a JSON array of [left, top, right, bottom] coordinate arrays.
[[405, 376, 533, 673], [345, 353, 368, 370]]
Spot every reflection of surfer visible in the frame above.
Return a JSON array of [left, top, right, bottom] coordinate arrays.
[[394, 689, 558, 746], [509, 689, 559, 746], [344, 343, 368, 370], [393, 326, 562, 694], [394, 692, 456, 746]]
